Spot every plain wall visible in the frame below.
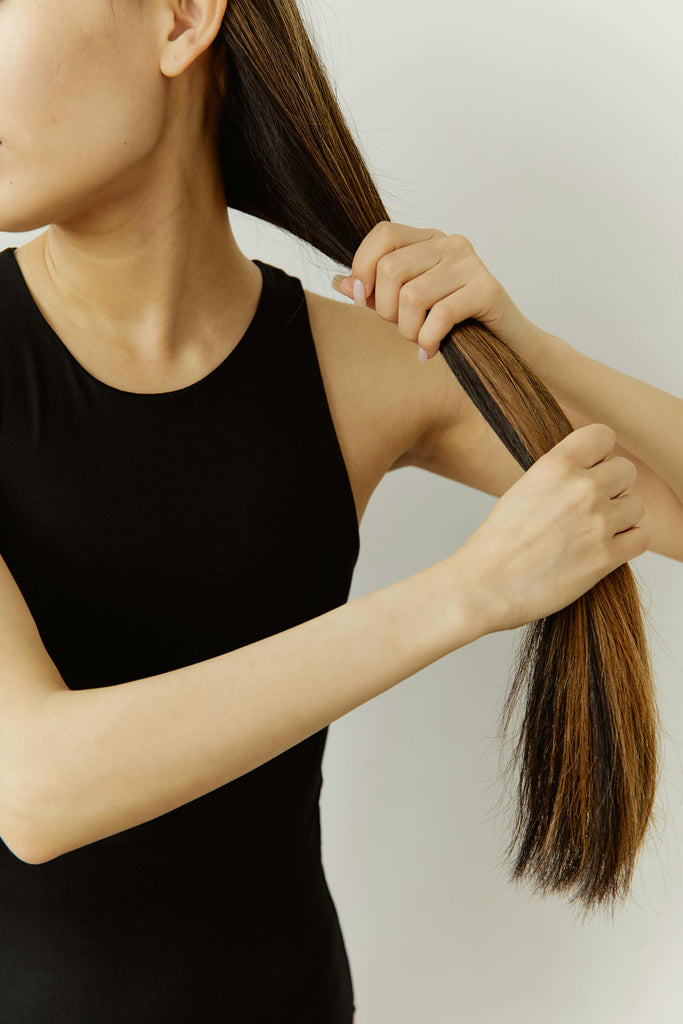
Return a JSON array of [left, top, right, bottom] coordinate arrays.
[[2, 0, 681, 1020]]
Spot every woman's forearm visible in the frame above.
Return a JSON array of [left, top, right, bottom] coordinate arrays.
[[14, 552, 489, 865], [534, 329, 683, 505]]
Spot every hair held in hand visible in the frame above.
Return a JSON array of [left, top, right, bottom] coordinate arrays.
[[156, 0, 662, 918]]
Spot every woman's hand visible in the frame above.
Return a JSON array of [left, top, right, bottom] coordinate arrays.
[[332, 221, 547, 369], [452, 422, 648, 632]]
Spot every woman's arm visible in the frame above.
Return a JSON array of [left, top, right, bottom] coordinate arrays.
[[533, 329, 683, 506], [11, 553, 487, 865], [347, 225, 683, 510]]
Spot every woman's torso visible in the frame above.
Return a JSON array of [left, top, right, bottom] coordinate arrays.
[[0, 242, 422, 1024]]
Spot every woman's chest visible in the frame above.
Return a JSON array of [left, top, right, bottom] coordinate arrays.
[[13, 241, 422, 533]]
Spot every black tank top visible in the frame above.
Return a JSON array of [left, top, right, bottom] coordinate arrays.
[[0, 246, 360, 1024]]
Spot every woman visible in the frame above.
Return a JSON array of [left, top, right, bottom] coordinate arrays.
[[0, 0, 680, 1021]]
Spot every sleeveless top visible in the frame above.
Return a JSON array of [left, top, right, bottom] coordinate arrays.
[[0, 246, 360, 1024]]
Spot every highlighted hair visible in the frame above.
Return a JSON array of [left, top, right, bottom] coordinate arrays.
[[162, 0, 664, 918]]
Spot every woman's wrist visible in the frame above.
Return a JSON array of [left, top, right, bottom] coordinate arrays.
[[428, 548, 504, 645]]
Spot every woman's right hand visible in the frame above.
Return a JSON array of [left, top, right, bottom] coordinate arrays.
[[454, 423, 649, 633]]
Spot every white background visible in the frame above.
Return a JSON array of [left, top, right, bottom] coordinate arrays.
[[301, 2, 683, 1021], [2, 0, 682, 1020]]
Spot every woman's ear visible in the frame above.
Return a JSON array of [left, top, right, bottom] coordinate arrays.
[[159, 0, 228, 80]]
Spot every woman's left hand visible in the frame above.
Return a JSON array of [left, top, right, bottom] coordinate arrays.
[[332, 221, 547, 368]]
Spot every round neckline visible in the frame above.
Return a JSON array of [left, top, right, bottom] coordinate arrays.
[[4, 247, 270, 399]]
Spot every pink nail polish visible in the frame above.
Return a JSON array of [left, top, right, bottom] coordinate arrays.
[[418, 346, 429, 363], [352, 278, 366, 308]]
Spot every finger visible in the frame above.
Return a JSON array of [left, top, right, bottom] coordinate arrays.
[[390, 261, 470, 346], [592, 454, 638, 498], [610, 491, 646, 538], [351, 222, 446, 302], [415, 282, 485, 354], [551, 423, 617, 472], [373, 242, 453, 331]]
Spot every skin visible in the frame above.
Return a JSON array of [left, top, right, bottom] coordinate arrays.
[[0, 0, 261, 385]]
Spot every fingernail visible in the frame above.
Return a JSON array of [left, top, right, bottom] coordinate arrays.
[[331, 274, 346, 293], [418, 346, 429, 363], [352, 278, 367, 308]]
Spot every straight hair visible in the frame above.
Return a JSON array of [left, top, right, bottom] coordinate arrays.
[[124, 0, 664, 920]]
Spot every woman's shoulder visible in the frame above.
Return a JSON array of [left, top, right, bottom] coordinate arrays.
[[300, 287, 454, 526]]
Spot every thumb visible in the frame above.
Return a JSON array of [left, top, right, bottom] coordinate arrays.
[[331, 275, 377, 312], [331, 274, 355, 299]]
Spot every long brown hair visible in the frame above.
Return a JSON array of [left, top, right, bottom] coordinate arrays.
[[134, 0, 664, 919]]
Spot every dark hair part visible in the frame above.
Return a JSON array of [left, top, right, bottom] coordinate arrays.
[[120, 0, 664, 919]]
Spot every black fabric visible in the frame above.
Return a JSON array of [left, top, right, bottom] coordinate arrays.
[[0, 246, 360, 1023]]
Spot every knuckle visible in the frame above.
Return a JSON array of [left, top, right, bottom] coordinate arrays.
[[550, 449, 573, 474], [615, 454, 636, 474], [441, 253, 461, 274], [449, 232, 473, 251], [375, 220, 395, 241], [536, 450, 567, 487], [430, 298, 452, 320], [401, 282, 424, 307], [378, 252, 403, 280], [612, 456, 638, 489], [578, 476, 600, 508]]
